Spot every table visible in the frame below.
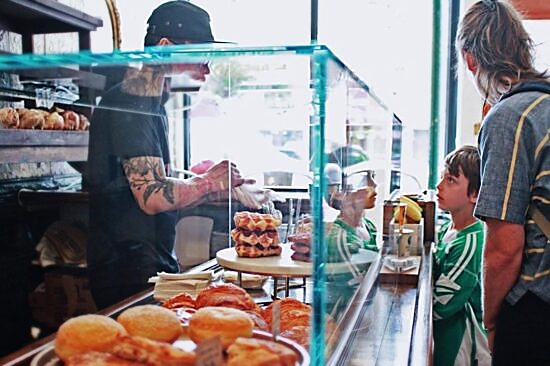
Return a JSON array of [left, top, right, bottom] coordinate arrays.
[[216, 245, 378, 298]]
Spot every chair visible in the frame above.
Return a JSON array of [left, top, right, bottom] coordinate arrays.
[[174, 216, 214, 270]]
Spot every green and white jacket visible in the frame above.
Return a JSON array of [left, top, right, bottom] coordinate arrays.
[[325, 217, 378, 285], [433, 220, 491, 366]]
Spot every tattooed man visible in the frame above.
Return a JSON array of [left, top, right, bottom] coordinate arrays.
[[87, 2, 250, 309]]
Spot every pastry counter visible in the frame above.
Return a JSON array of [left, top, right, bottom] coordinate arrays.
[[0, 44, 405, 364], [0, 242, 433, 365]]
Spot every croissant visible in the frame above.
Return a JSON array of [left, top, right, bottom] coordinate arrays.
[[62, 110, 80, 130], [43, 111, 64, 130], [226, 337, 298, 366], [79, 113, 90, 130], [0, 107, 19, 128], [195, 283, 261, 313], [262, 298, 311, 331], [18, 108, 45, 129], [112, 335, 195, 366], [161, 292, 196, 310]]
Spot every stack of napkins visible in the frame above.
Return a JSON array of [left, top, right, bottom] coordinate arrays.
[[222, 270, 267, 289], [148, 271, 215, 301]]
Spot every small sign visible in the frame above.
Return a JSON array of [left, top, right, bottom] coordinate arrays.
[[272, 301, 281, 340], [196, 336, 223, 366]]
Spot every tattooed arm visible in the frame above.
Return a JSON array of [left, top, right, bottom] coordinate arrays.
[[122, 156, 253, 215]]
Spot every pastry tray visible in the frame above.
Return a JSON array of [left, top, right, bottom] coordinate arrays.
[[31, 330, 309, 366]]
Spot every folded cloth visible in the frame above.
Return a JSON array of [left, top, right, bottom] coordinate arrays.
[[152, 279, 210, 302], [149, 271, 214, 301], [222, 271, 267, 289], [155, 271, 215, 281]]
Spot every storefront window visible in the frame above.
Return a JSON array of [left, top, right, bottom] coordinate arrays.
[[318, 1, 434, 193]]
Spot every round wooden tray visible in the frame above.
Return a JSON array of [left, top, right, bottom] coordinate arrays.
[[216, 244, 378, 277], [31, 330, 309, 366]]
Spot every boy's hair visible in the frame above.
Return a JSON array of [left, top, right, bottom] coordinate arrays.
[[445, 145, 480, 196]]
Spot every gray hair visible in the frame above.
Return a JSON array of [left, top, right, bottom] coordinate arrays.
[[456, 1, 548, 103]]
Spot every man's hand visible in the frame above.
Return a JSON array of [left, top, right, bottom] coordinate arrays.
[[201, 160, 255, 192]]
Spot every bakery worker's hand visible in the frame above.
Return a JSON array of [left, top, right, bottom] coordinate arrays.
[[202, 160, 255, 192]]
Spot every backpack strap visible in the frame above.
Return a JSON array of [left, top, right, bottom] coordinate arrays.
[[529, 204, 550, 240], [502, 81, 550, 239], [501, 81, 550, 101]]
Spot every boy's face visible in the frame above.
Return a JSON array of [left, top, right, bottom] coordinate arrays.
[[436, 166, 477, 213], [346, 185, 377, 210]]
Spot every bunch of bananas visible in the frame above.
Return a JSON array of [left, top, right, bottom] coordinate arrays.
[[393, 195, 423, 224]]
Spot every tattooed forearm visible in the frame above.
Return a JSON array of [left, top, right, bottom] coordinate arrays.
[[123, 157, 175, 205], [121, 67, 166, 97], [123, 156, 211, 215]]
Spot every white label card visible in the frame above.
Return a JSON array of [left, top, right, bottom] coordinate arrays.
[[196, 336, 223, 366]]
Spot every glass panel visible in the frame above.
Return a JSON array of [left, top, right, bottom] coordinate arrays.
[[183, 53, 312, 189], [0, 45, 400, 365], [319, 1, 433, 193]]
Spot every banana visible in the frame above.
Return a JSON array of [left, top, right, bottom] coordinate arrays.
[[400, 195, 422, 213], [393, 196, 423, 224]]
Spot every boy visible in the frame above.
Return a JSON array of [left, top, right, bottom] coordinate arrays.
[[327, 173, 379, 263], [324, 180, 379, 322], [433, 145, 490, 366]]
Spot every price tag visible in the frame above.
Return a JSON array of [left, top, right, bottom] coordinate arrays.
[[272, 301, 281, 340], [196, 336, 223, 366]]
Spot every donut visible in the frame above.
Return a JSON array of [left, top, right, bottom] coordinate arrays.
[[54, 314, 127, 362], [117, 305, 183, 343], [188, 307, 253, 349]]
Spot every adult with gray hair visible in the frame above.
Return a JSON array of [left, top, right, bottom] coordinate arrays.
[[456, 1, 550, 364]]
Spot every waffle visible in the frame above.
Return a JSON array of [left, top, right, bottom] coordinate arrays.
[[231, 228, 280, 248], [234, 211, 281, 231], [235, 243, 282, 258], [232, 211, 282, 258]]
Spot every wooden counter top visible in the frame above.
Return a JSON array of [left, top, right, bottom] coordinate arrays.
[[333, 242, 433, 365]]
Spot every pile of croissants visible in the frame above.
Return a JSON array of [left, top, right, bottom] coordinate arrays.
[[0, 106, 89, 130]]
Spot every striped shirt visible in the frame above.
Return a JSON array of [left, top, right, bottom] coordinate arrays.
[[433, 220, 488, 366], [325, 217, 378, 285], [475, 82, 550, 305]]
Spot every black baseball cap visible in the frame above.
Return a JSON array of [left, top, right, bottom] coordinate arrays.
[[146, 1, 220, 44]]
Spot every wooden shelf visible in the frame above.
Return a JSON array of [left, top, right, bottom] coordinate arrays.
[[0, 0, 103, 53], [0, 0, 103, 35], [0, 129, 88, 163]]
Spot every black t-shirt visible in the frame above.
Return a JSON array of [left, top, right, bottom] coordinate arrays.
[[87, 84, 178, 289]]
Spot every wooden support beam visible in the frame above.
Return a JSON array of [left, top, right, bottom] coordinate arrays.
[[510, 0, 550, 20]]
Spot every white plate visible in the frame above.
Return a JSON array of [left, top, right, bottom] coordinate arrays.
[[31, 346, 60, 366], [216, 245, 378, 277]]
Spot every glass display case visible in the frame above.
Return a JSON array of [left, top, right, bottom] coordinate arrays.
[[0, 44, 418, 365]]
